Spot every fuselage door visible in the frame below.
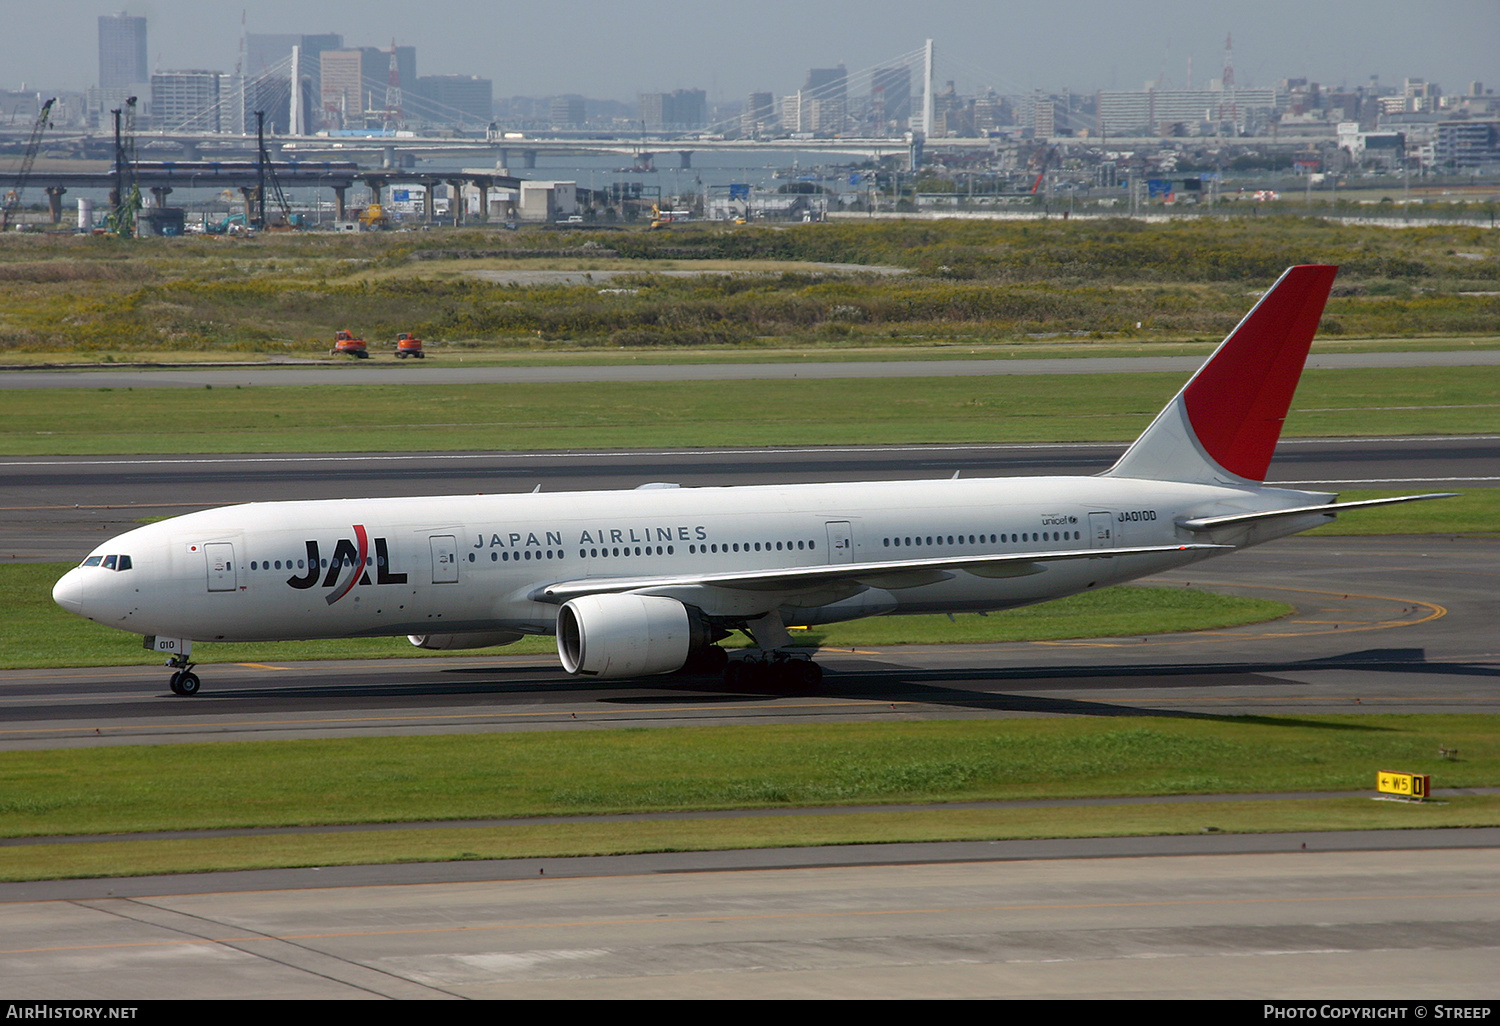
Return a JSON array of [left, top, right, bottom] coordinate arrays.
[[430, 535, 459, 583], [205, 542, 238, 592], [826, 521, 854, 563], [1089, 512, 1116, 548]]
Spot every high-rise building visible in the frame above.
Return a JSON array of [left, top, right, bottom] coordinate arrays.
[[550, 95, 585, 128], [151, 70, 223, 132], [1033, 97, 1056, 139], [1435, 119, 1500, 169], [319, 50, 364, 127], [1095, 85, 1279, 136], [674, 89, 706, 130], [639, 89, 706, 131], [743, 92, 776, 135], [780, 92, 806, 133], [415, 75, 492, 127], [972, 90, 1007, 134], [804, 66, 846, 100], [98, 13, 148, 90], [639, 92, 667, 130], [1403, 77, 1439, 112], [871, 65, 911, 132], [803, 66, 847, 134]]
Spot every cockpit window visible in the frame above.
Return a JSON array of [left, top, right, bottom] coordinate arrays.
[[81, 554, 132, 570]]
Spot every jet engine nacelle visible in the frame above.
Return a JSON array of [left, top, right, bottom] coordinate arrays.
[[556, 593, 707, 678], [408, 630, 524, 651]]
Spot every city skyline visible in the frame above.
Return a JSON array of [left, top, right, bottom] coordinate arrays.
[[7, 1, 1496, 107]]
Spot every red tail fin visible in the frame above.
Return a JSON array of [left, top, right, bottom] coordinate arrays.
[[1106, 265, 1338, 484], [1182, 264, 1338, 480]]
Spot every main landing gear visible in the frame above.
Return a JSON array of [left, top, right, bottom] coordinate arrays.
[[717, 610, 823, 691], [166, 654, 200, 696], [725, 653, 823, 692], [679, 641, 825, 692]]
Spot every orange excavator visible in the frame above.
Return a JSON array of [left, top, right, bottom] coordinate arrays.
[[331, 329, 368, 358], [395, 332, 425, 359]]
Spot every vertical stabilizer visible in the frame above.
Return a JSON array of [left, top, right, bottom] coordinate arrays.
[[1104, 264, 1338, 484]]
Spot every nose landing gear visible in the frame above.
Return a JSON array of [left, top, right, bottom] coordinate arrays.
[[165, 654, 200, 696]]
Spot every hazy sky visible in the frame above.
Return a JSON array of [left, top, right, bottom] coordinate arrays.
[[12, 0, 1498, 103]]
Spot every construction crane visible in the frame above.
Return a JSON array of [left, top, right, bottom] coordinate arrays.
[[1, 97, 56, 232], [1027, 143, 1061, 195], [106, 97, 142, 237], [253, 110, 295, 228]]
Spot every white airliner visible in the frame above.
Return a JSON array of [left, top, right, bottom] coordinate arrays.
[[54, 265, 1448, 695]]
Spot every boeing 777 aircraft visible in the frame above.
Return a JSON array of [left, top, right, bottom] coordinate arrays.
[[53, 265, 1448, 695]]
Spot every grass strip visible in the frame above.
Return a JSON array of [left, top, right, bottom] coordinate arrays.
[[3, 366, 1498, 455], [0, 714, 1494, 880], [1304, 489, 1500, 536], [2, 716, 1494, 839], [5, 334, 1497, 369], [4, 796, 1498, 882], [5, 219, 1500, 352]]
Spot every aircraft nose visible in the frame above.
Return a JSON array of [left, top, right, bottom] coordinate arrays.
[[52, 568, 86, 616]]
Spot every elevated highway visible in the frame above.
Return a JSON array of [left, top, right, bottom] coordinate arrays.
[[0, 159, 521, 225], [6, 125, 1360, 170]]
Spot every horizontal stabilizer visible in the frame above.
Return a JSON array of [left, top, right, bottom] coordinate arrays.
[[1177, 493, 1457, 531]]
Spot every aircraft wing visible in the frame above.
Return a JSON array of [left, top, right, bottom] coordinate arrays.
[[535, 543, 1228, 604], [1176, 493, 1457, 531]]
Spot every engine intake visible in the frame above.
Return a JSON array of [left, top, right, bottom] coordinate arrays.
[[557, 594, 707, 678]]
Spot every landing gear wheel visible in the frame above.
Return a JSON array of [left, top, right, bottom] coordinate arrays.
[[723, 656, 822, 692], [791, 660, 823, 689], [771, 659, 819, 693], [168, 670, 200, 696]]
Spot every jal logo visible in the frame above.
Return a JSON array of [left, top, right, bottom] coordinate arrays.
[[285, 525, 407, 605]]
